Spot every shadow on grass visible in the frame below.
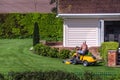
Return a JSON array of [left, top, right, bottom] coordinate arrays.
[[89, 62, 104, 67]]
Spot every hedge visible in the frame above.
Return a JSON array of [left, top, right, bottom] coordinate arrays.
[[0, 71, 118, 80], [8, 71, 80, 80], [0, 13, 63, 41], [58, 49, 71, 59], [100, 41, 119, 64], [34, 44, 70, 59], [0, 70, 119, 80]]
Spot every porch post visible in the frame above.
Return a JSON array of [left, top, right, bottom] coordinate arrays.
[[100, 20, 104, 44], [63, 20, 66, 47]]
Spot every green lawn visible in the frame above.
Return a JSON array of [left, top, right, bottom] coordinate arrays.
[[0, 39, 120, 75]]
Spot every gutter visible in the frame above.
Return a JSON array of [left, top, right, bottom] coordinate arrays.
[[57, 13, 120, 18]]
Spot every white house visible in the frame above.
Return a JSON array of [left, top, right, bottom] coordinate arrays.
[[57, 0, 120, 47]]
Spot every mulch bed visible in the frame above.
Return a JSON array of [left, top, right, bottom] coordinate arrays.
[[46, 42, 63, 46], [45, 41, 74, 50]]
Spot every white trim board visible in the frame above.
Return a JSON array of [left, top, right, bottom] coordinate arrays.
[[57, 13, 120, 18]]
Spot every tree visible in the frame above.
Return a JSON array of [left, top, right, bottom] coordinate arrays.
[[33, 22, 40, 46], [50, 0, 56, 4], [50, 0, 57, 13]]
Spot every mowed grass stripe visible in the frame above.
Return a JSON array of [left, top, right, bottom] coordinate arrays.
[[0, 39, 120, 75]]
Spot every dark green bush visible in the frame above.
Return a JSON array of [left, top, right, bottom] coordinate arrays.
[[82, 71, 94, 80], [34, 44, 71, 59], [48, 48, 59, 58], [41, 45, 51, 56], [79, 71, 118, 80], [0, 73, 4, 80], [8, 71, 80, 80], [34, 44, 49, 56], [58, 49, 71, 59], [6, 71, 120, 80], [107, 73, 120, 80], [34, 44, 59, 58], [100, 41, 119, 64], [0, 71, 118, 80], [34, 44, 42, 55], [80, 71, 102, 80], [69, 49, 76, 57]]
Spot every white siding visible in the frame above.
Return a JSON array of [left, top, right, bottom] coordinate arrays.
[[64, 19, 99, 47]]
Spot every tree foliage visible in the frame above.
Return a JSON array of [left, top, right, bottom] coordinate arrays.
[[50, 0, 57, 13], [50, 0, 56, 4], [0, 13, 63, 41]]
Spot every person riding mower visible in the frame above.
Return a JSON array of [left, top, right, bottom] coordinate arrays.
[[63, 52, 97, 66], [63, 41, 96, 66]]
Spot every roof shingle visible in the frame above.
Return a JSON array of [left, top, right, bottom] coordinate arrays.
[[58, 0, 120, 13], [0, 0, 55, 13]]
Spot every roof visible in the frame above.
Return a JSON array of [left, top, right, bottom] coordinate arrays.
[[0, 0, 55, 13], [58, 0, 120, 13]]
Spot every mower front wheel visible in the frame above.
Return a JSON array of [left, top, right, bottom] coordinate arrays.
[[83, 61, 89, 66]]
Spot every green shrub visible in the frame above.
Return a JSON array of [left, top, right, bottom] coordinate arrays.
[[34, 44, 42, 55], [6, 71, 120, 80], [48, 48, 59, 58], [80, 71, 102, 80], [34, 44, 59, 58], [82, 71, 94, 80], [34, 44, 71, 59], [8, 71, 80, 80], [41, 45, 51, 56], [100, 42, 119, 64], [58, 49, 71, 59], [34, 44, 49, 56], [69, 49, 76, 58], [0, 74, 4, 80], [107, 73, 120, 80]]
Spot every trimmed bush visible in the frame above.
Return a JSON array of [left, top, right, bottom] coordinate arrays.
[[34, 44, 59, 58], [48, 48, 59, 58], [0, 74, 4, 80], [8, 71, 80, 80], [81, 71, 94, 80], [34, 44, 50, 56], [8, 71, 120, 80], [69, 49, 76, 57], [100, 41, 119, 64], [34, 44, 71, 59], [58, 49, 71, 59]]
